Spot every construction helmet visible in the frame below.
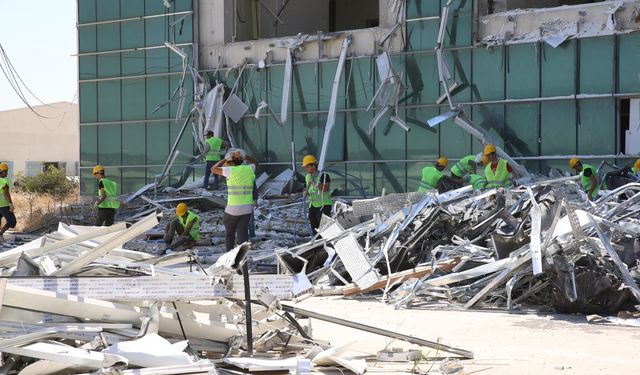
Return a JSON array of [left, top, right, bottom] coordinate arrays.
[[635, 158, 640, 170], [483, 144, 497, 156], [569, 158, 580, 169], [92, 165, 104, 175], [0, 163, 8, 172], [437, 157, 449, 167], [176, 203, 188, 216], [302, 155, 318, 167]]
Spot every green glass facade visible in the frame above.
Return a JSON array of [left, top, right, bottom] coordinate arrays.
[[78, 0, 640, 196]]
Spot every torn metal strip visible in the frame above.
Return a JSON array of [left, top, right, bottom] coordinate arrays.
[[281, 49, 293, 124], [526, 187, 543, 275]]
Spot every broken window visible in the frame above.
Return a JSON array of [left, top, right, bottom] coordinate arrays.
[[479, 0, 606, 16], [234, 0, 380, 42]]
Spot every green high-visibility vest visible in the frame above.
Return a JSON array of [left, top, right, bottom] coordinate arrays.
[[205, 137, 223, 161], [632, 166, 639, 175], [485, 159, 512, 189], [227, 165, 255, 206], [418, 166, 443, 192], [178, 210, 201, 241], [451, 155, 476, 178], [306, 173, 332, 208], [468, 174, 487, 190], [580, 163, 599, 200], [0, 178, 11, 208], [98, 178, 120, 209]]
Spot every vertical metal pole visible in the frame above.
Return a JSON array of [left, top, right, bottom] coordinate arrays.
[[242, 262, 253, 355]]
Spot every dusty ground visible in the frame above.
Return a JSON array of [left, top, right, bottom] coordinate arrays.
[[294, 296, 640, 374], [11, 192, 79, 232]]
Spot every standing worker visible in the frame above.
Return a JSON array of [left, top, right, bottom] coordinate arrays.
[[160, 202, 200, 255], [302, 155, 332, 235], [632, 158, 640, 180], [201, 130, 227, 190], [419, 157, 460, 193], [450, 154, 478, 183], [569, 158, 600, 201], [212, 149, 257, 251], [92, 165, 120, 226], [0, 163, 16, 238], [483, 144, 518, 189]]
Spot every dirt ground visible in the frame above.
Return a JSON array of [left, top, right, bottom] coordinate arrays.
[[295, 296, 640, 374], [10, 191, 79, 232]]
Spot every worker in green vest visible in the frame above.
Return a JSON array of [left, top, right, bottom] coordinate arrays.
[[201, 130, 227, 190], [569, 158, 600, 201], [463, 173, 487, 191], [92, 165, 120, 226], [160, 202, 201, 255], [302, 155, 333, 235], [632, 158, 640, 180], [0, 163, 17, 238], [212, 149, 257, 251], [419, 157, 460, 193], [483, 144, 518, 189], [450, 154, 478, 183]]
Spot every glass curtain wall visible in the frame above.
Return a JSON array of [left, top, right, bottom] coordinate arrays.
[[78, 0, 194, 195]]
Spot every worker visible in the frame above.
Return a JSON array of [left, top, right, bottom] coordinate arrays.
[[569, 158, 600, 201], [419, 157, 460, 193], [0, 163, 16, 238], [302, 155, 332, 235], [483, 144, 518, 189], [92, 165, 120, 226], [632, 159, 640, 180], [160, 202, 200, 255], [201, 130, 227, 190], [211, 149, 257, 251], [463, 173, 487, 191], [450, 154, 478, 182]]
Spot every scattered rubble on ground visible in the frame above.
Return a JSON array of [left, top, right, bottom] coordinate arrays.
[[0, 170, 639, 374]]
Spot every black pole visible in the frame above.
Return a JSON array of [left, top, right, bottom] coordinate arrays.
[[242, 262, 253, 355]]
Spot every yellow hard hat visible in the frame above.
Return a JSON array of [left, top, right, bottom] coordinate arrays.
[[302, 155, 318, 167], [569, 158, 580, 169], [176, 203, 188, 216], [437, 157, 449, 167], [92, 165, 104, 175], [635, 158, 640, 170], [0, 163, 8, 172], [483, 144, 497, 155]]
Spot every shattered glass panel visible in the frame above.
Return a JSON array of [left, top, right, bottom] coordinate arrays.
[[121, 0, 144, 18], [541, 40, 576, 97], [146, 122, 170, 165], [293, 62, 318, 112], [346, 57, 375, 109], [78, 0, 96, 23], [578, 98, 615, 155], [122, 50, 146, 76], [444, 0, 472, 48], [97, 0, 119, 21], [505, 103, 539, 158], [376, 162, 406, 194], [79, 56, 96, 80], [121, 20, 145, 49], [122, 78, 146, 121], [406, 107, 439, 160], [541, 101, 576, 156], [98, 124, 122, 166], [97, 81, 121, 122], [618, 33, 640, 94], [146, 76, 169, 119], [579, 36, 614, 94], [146, 48, 169, 74], [80, 82, 97, 123], [406, 52, 439, 105], [472, 47, 505, 101], [320, 60, 346, 111], [80, 125, 97, 167], [407, 18, 439, 51], [238, 117, 268, 161], [122, 123, 146, 165], [79, 26, 96, 53], [145, 16, 167, 47], [506, 43, 539, 99], [407, 0, 440, 18], [97, 54, 121, 79]]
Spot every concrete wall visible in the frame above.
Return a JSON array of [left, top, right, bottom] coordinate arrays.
[[0, 102, 79, 178]]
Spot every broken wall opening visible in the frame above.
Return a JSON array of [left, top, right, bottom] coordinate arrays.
[[479, 0, 607, 15], [234, 0, 380, 42]]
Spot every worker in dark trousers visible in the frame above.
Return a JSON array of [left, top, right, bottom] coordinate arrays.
[[92, 165, 120, 226], [160, 202, 200, 255], [302, 155, 332, 235]]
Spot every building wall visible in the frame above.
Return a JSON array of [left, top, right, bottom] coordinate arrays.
[[0, 102, 79, 179]]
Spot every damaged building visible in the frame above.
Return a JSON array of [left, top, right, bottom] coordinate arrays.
[[77, 0, 640, 196]]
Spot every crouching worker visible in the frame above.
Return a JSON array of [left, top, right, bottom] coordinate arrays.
[[161, 202, 200, 255]]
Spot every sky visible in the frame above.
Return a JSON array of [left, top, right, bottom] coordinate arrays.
[[0, 1, 77, 111]]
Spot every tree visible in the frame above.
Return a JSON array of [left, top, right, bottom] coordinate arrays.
[[16, 166, 77, 214]]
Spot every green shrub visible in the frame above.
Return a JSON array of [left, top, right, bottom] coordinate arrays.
[[16, 166, 77, 213]]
